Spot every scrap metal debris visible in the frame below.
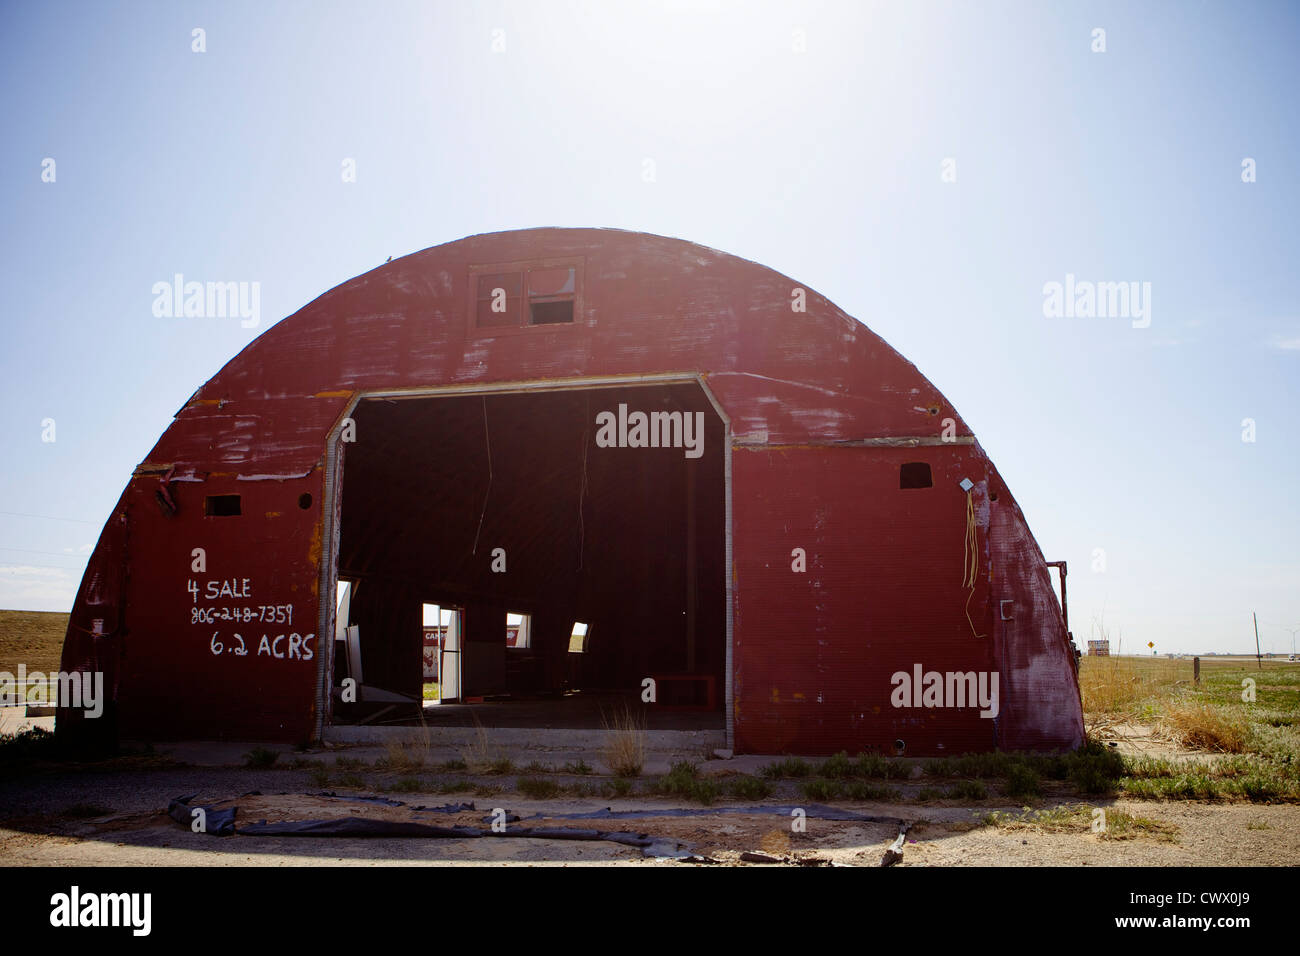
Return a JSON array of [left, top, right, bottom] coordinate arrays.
[[881, 823, 913, 867], [168, 793, 694, 855], [530, 803, 908, 826], [164, 792, 908, 864], [166, 794, 237, 836]]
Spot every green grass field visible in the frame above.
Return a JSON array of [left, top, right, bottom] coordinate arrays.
[[1074, 654, 1300, 801]]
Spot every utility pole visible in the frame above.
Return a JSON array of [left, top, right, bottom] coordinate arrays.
[[1253, 612, 1261, 669]]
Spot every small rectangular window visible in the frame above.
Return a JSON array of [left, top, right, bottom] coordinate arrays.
[[472, 260, 581, 332], [899, 462, 932, 489], [506, 612, 531, 649], [527, 266, 576, 325], [530, 299, 574, 325], [204, 494, 242, 516], [568, 621, 590, 653]]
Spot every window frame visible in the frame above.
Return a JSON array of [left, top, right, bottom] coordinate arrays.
[[468, 257, 585, 337]]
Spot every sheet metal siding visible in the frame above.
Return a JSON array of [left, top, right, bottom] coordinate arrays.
[[57, 488, 130, 740], [990, 493, 1085, 750], [146, 230, 961, 473], [58, 228, 1081, 750], [61, 473, 323, 742], [732, 446, 999, 756]]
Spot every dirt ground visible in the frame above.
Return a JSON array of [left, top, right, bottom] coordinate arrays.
[[2, 772, 1297, 867], [1, 633, 1296, 866]]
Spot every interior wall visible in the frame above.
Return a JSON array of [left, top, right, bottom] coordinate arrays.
[[348, 577, 423, 700], [463, 604, 506, 696]]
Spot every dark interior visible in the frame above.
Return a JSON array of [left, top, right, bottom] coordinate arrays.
[[332, 383, 726, 727]]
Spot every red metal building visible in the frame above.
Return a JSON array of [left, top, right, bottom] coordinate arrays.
[[58, 228, 1084, 755]]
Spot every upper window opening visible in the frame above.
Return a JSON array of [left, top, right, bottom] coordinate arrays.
[[527, 267, 575, 325], [204, 494, 242, 516], [473, 262, 579, 331], [899, 462, 933, 489]]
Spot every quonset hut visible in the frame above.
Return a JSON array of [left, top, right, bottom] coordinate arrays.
[[59, 228, 1084, 756]]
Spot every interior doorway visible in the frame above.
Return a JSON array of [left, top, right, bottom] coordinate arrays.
[[421, 603, 461, 704]]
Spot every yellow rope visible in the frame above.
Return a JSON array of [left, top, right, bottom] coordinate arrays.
[[963, 490, 986, 639], [962, 491, 977, 588]]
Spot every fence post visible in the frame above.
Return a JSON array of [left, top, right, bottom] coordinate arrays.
[[1193, 656, 1200, 686]]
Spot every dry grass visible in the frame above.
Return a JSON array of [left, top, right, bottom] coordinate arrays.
[[459, 714, 503, 773], [981, 804, 1179, 842], [376, 708, 436, 771], [1159, 702, 1250, 753], [600, 702, 645, 777], [0, 610, 69, 673], [1079, 654, 1187, 727], [981, 805, 1095, 833], [1101, 810, 1181, 842]]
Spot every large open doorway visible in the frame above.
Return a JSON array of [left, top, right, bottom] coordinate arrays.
[[320, 379, 729, 742]]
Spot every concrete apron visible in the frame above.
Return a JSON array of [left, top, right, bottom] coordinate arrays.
[[0, 705, 54, 736], [325, 724, 725, 752]]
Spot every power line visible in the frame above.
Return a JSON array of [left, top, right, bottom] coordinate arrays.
[[0, 547, 90, 560], [0, 563, 83, 573], [0, 510, 98, 525]]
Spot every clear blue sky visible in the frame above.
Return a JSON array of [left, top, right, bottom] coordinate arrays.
[[1, 1, 1296, 655]]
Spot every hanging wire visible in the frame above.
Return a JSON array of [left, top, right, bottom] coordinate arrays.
[[578, 395, 589, 570], [471, 396, 492, 555], [0, 510, 96, 524], [963, 490, 986, 639]]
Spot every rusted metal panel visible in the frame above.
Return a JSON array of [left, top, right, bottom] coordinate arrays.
[[732, 445, 999, 756], [989, 495, 1086, 750], [65, 473, 324, 742], [142, 396, 351, 475], [58, 228, 1083, 752]]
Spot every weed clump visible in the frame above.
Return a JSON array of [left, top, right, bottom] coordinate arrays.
[[243, 747, 278, 769], [600, 704, 646, 777]]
